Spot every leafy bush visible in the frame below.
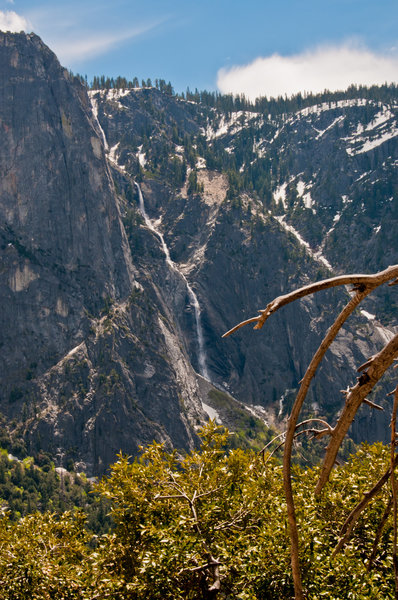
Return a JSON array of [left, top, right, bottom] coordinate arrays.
[[0, 424, 395, 598]]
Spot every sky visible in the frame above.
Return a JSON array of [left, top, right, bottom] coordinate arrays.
[[1, 0, 398, 100]]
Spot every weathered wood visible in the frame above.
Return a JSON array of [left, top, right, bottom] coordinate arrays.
[[223, 264, 398, 599]]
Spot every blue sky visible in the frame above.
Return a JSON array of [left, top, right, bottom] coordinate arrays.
[[1, 0, 398, 99]]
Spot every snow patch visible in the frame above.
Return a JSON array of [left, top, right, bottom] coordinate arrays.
[[315, 115, 345, 139], [296, 98, 371, 119], [296, 180, 314, 210], [296, 180, 305, 197], [346, 127, 398, 155], [275, 216, 310, 250], [206, 111, 259, 140], [343, 105, 398, 155], [273, 183, 287, 208], [303, 192, 313, 210], [360, 310, 376, 321], [366, 108, 394, 132], [202, 402, 222, 424], [275, 216, 332, 269]]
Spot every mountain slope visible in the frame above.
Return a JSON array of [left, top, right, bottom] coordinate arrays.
[[0, 33, 207, 474], [92, 84, 397, 444], [0, 33, 397, 474]]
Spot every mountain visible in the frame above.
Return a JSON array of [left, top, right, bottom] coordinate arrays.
[[0, 32, 397, 474], [90, 84, 398, 441], [0, 33, 206, 474]]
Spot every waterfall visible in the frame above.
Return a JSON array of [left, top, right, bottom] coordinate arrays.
[[89, 93, 109, 151], [135, 183, 210, 380]]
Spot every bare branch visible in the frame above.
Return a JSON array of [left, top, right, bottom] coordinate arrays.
[[178, 560, 222, 575], [260, 419, 332, 463], [363, 398, 384, 411], [196, 484, 229, 500], [222, 316, 263, 337], [222, 264, 398, 596], [390, 386, 398, 596], [222, 265, 398, 337], [283, 288, 370, 600], [315, 333, 398, 495], [154, 494, 187, 501], [213, 508, 251, 531], [263, 428, 331, 465]]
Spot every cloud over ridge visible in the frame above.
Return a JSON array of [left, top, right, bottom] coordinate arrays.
[[0, 10, 29, 33], [51, 25, 157, 64], [217, 43, 398, 100]]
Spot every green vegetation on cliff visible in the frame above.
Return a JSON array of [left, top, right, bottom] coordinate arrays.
[[0, 422, 396, 599]]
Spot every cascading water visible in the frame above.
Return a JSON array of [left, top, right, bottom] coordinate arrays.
[[135, 183, 210, 380]]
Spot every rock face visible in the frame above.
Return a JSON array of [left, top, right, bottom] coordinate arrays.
[[0, 33, 397, 473], [0, 33, 131, 382], [0, 33, 205, 474], [92, 86, 398, 447]]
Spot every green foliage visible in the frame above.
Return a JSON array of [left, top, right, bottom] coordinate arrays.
[[0, 425, 395, 598], [0, 511, 92, 600], [0, 450, 111, 533], [187, 169, 203, 194], [207, 389, 274, 451], [95, 421, 288, 599]]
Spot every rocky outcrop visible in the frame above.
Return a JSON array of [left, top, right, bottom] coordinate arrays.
[[0, 33, 206, 474], [0, 32, 132, 389]]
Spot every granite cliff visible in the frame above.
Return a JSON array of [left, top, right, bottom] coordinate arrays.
[[0, 33, 206, 474]]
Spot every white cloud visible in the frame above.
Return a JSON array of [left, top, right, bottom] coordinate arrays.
[[49, 23, 158, 64], [24, 2, 166, 67], [217, 43, 398, 101], [0, 10, 29, 32]]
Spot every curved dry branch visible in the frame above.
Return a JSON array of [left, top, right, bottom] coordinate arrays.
[[222, 264, 398, 598], [282, 289, 370, 600], [262, 425, 332, 465], [390, 386, 398, 593], [260, 418, 332, 454], [222, 265, 398, 337], [315, 334, 398, 495]]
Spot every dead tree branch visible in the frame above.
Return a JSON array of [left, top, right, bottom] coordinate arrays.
[[315, 334, 398, 495], [222, 265, 398, 338], [390, 386, 398, 597], [282, 289, 370, 600], [260, 419, 332, 464], [222, 265, 398, 599]]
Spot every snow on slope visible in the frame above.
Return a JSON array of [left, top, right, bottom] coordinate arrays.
[[275, 216, 332, 270], [205, 111, 260, 139]]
